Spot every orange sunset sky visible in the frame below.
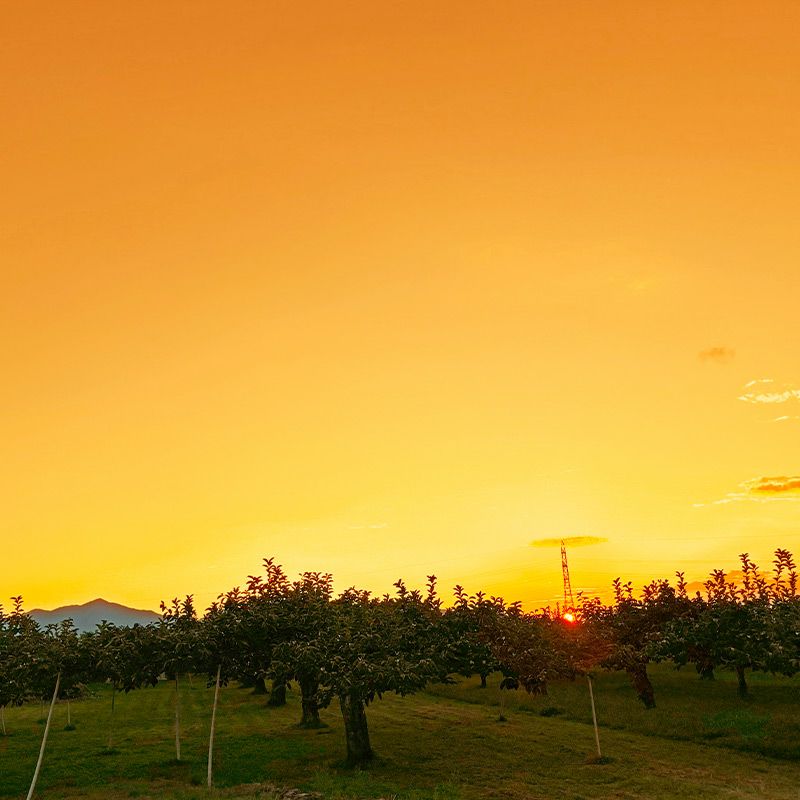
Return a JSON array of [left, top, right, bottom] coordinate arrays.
[[2, 2, 799, 613]]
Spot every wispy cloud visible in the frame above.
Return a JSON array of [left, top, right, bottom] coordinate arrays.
[[773, 415, 800, 423], [738, 378, 800, 404], [530, 536, 607, 548], [744, 378, 774, 388], [699, 346, 735, 364], [694, 475, 800, 507], [347, 522, 389, 530]]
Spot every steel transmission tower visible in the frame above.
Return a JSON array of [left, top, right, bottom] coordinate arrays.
[[561, 539, 575, 612]]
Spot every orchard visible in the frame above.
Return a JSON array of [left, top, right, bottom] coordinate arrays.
[[2, 550, 799, 798]]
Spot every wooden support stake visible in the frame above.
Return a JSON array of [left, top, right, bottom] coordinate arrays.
[[27, 672, 61, 800], [587, 674, 602, 759], [174, 675, 181, 761], [207, 664, 222, 788]]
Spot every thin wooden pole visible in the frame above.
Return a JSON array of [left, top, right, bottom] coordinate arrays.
[[1, 705, 6, 736], [207, 664, 222, 788], [27, 672, 61, 800], [587, 674, 601, 758], [107, 688, 116, 750], [174, 675, 181, 761]]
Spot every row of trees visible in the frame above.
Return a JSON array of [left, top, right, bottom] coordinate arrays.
[[2, 550, 799, 783]]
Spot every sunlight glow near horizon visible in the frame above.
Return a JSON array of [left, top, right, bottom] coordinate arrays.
[[2, 1, 799, 613]]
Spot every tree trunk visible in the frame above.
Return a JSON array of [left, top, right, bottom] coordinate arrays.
[[479, 673, 488, 688], [696, 662, 715, 680], [627, 664, 656, 709], [525, 679, 548, 696], [174, 675, 181, 761], [736, 665, 748, 697], [207, 664, 221, 789], [26, 672, 60, 800], [107, 688, 116, 750], [298, 674, 322, 728], [251, 675, 268, 695], [338, 691, 372, 767], [1, 705, 6, 736], [267, 679, 287, 707]]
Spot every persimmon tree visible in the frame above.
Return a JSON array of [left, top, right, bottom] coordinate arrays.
[[89, 622, 161, 750], [158, 595, 204, 761], [442, 584, 500, 688], [654, 551, 799, 696], [270, 570, 335, 728], [765, 551, 800, 678], [309, 580, 449, 766], [45, 620, 89, 730], [479, 603, 576, 698], [0, 597, 38, 735], [24, 618, 90, 800], [231, 559, 291, 706], [200, 588, 246, 787], [580, 577, 688, 708]]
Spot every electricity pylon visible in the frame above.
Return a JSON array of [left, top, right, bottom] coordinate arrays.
[[561, 539, 575, 612]]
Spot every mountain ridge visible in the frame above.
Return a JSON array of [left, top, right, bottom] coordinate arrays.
[[29, 598, 160, 632]]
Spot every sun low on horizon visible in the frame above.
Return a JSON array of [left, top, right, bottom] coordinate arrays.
[[2, 1, 798, 615]]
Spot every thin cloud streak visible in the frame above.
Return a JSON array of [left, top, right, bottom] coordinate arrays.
[[745, 378, 774, 388], [347, 523, 389, 530], [694, 475, 800, 506]]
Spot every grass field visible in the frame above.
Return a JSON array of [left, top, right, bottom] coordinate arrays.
[[1, 666, 799, 800], [429, 663, 800, 760]]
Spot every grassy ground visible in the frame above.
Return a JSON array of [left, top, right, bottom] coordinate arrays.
[[428, 663, 800, 760], [1, 667, 799, 800]]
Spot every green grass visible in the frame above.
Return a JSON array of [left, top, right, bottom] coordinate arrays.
[[1, 668, 799, 800], [428, 663, 800, 759]]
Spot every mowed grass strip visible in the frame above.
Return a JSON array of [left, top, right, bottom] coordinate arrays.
[[0, 672, 798, 800], [427, 663, 800, 760]]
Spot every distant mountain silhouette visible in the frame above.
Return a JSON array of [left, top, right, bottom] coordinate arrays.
[[29, 598, 160, 632]]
